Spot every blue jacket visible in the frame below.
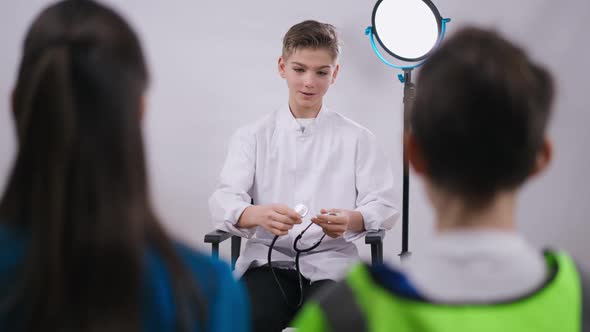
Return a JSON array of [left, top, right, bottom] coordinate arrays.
[[0, 224, 250, 332]]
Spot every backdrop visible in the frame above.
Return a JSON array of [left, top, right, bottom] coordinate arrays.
[[1, 0, 589, 265]]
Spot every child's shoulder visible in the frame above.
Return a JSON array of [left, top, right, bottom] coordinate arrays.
[[234, 108, 281, 137], [325, 109, 377, 139], [173, 242, 233, 281]]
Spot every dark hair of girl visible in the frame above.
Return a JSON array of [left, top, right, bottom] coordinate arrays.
[[1, 1, 207, 331]]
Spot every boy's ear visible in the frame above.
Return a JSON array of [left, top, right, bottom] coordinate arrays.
[[278, 56, 286, 78], [331, 63, 340, 84], [406, 132, 427, 175], [530, 136, 553, 177]]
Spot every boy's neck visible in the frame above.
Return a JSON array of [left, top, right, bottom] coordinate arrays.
[[288, 100, 322, 119], [429, 186, 518, 233]]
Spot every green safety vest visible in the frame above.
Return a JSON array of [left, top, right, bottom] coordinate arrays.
[[293, 251, 589, 332]]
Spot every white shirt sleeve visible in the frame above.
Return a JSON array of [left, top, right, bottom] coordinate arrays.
[[344, 129, 400, 242], [208, 128, 257, 238]]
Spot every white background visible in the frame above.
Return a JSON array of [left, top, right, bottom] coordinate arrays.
[[1, 0, 589, 265]]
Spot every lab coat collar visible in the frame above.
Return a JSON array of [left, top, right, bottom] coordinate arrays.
[[277, 104, 329, 135]]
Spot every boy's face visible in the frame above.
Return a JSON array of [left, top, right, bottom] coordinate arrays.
[[278, 48, 339, 113]]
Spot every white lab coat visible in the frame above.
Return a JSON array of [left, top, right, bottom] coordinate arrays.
[[209, 105, 399, 281]]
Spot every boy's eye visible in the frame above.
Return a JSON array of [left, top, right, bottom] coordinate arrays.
[[294, 68, 304, 73], [317, 71, 328, 76]]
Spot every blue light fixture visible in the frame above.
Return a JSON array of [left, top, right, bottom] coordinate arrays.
[[366, 0, 450, 259]]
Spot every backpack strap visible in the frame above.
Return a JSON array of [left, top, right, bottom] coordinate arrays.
[[576, 261, 590, 332], [315, 280, 368, 332]]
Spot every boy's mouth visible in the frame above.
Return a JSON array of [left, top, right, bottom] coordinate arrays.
[[300, 91, 315, 96]]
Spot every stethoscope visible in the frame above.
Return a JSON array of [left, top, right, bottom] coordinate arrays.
[[267, 203, 331, 308]]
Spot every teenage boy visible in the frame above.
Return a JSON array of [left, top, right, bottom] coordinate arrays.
[[209, 20, 399, 332]]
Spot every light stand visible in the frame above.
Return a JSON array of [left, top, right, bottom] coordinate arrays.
[[366, 0, 450, 260]]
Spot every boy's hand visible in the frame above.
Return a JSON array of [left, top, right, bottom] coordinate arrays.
[[237, 204, 302, 236], [311, 208, 365, 238], [311, 209, 350, 238]]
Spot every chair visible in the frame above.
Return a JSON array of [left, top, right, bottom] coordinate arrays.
[[204, 229, 385, 269]]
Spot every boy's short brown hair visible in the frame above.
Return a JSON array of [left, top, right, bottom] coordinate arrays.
[[282, 20, 340, 60], [411, 27, 554, 206]]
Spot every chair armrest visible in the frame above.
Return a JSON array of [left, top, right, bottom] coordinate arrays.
[[204, 229, 232, 244], [365, 229, 385, 267], [204, 230, 232, 259], [204, 230, 242, 270], [364, 229, 385, 244]]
